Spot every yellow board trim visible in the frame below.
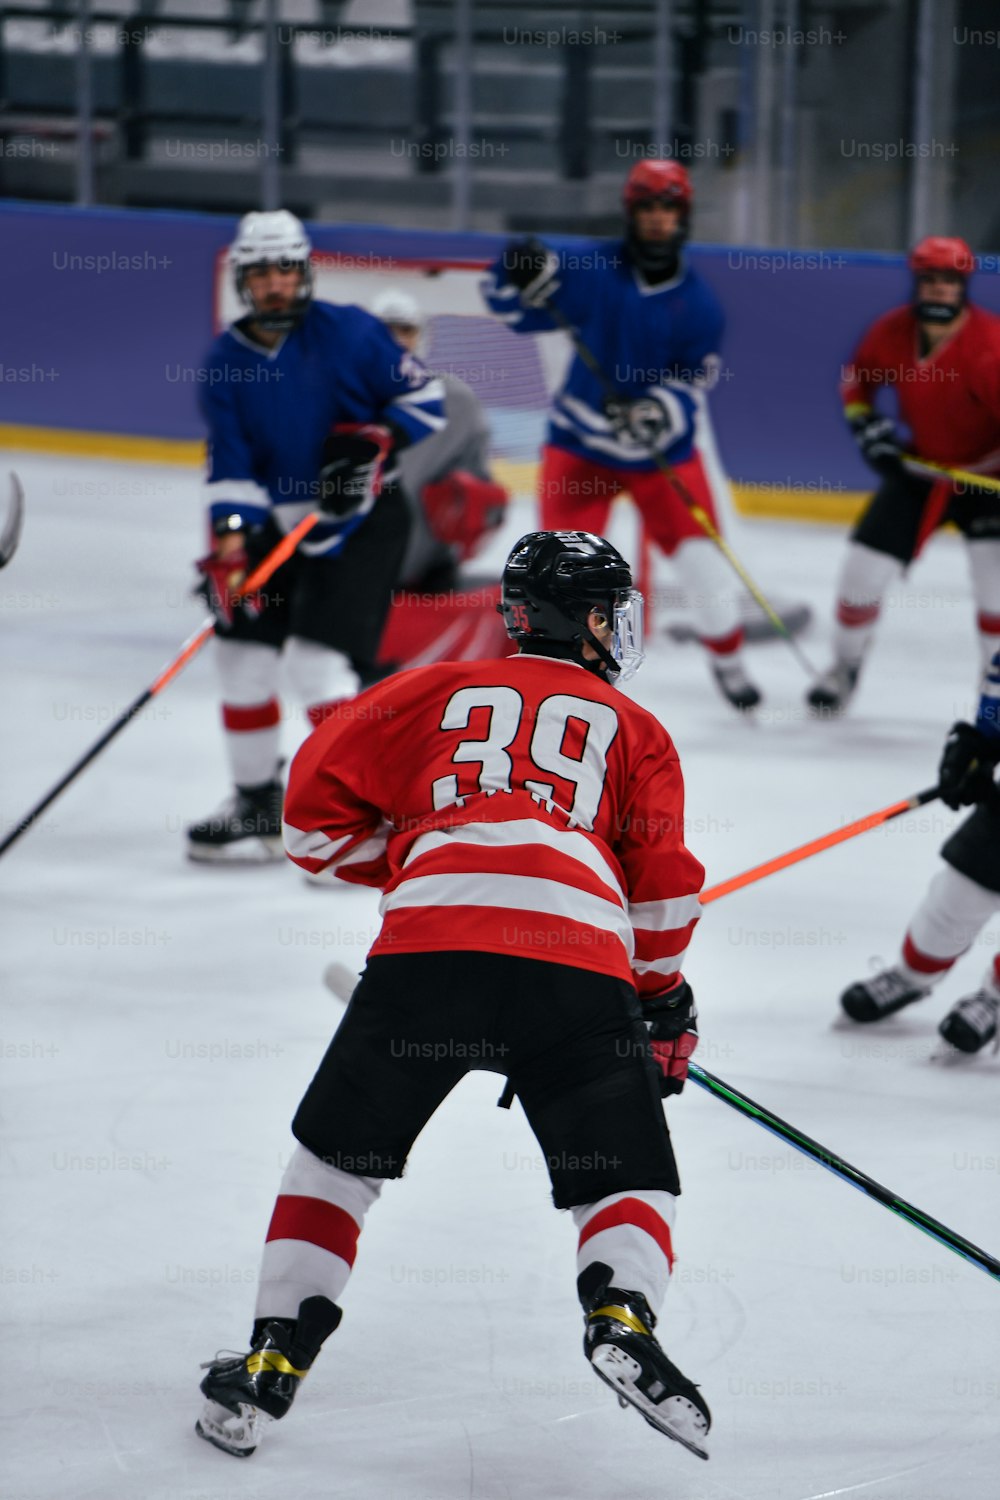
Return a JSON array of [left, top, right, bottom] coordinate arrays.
[[589, 1303, 651, 1336], [245, 1349, 308, 1379], [0, 423, 870, 524], [0, 423, 204, 467]]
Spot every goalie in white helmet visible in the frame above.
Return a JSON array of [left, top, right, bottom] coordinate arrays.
[[371, 286, 508, 592], [186, 212, 445, 864]]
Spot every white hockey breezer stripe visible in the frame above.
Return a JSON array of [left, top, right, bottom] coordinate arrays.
[[380, 870, 635, 959], [204, 477, 272, 513], [629, 894, 702, 932], [335, 827, 391, 871], [282, 820, 354, 865], [632, 952, 686, 979], [405, 819, 626, 904], [392, 376, 447, 433]]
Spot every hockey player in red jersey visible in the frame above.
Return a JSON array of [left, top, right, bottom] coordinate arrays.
[[809, 236, 1000, 713], [195, 531, 712, 1462], [839, 649, 1000, 1054], [484, 161, 762, 711]]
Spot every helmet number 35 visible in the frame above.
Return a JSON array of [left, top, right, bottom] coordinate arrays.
[[430, 686, 618, 829]]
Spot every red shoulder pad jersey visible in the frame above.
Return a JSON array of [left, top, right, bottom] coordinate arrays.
[[283, 654, 704, 998], [840, 304, 1000, 470]]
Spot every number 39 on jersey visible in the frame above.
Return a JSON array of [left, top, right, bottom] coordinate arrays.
[[430, 684, 619, 830]]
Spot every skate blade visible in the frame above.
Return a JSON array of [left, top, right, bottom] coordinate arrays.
[[186, 836, 284, 866], [590, 1346, 709, 1461], [195, 1398, 271, 1457]]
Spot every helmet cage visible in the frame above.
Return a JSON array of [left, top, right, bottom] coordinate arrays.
[[500, 532, 645, 681]]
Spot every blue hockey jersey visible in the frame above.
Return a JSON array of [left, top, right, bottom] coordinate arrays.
[[482, 241, 723, 470], [200, 301, 445, 556], [976, 648, 1000, 742]]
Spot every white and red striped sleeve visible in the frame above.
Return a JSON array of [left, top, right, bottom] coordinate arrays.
[[282, 699, 392, 888], [614, 745, 704, 1001]]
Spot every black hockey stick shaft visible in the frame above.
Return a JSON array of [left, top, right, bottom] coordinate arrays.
[[0, 685, 156, 855], [689, 1063, 1000, 1283], [504, 1057, 1000, 1281], [0, 512, 320, 858], [0, 472, 25, 569], [533, 280, 819, 680]]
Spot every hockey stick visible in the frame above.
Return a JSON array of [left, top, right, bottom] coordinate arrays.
[[901, 455, 1000, 496], [0, 511, 320, 858], [689, 1062, 1000, 1284], [700, 784, 942, 905], [534, 290, 820, 681], [0, 472, 25, 569], [318, 964, 1000, 1280]]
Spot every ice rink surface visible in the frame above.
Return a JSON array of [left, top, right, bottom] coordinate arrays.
[[3, 451, 1000, 1500]]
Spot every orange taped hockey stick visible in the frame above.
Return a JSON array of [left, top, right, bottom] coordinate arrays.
[[0, 511, 320, 858], [700, 785, 942, 906]]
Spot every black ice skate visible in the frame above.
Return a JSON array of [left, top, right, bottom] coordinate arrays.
[[807, 660, 860, 715], [196, 1296, 341, 1457], [186, 777, 283, 864], [938, 990, 1000, 1055], [711, 658, 762, 712], [840, 966, 930, 1024], [579, 1265, 710, 1461]]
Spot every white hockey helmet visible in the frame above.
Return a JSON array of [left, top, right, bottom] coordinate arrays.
[[230, 210, 313, 330], [371, 287, 424, 330]]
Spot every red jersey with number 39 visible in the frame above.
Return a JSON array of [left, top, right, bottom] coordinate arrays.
[[283, 654, 704, 997]]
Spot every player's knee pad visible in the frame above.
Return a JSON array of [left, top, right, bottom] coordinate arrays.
[[215, 637, 280, 705], [838, 541, 903, 608], [910, 862, 1000, 958], [283, 636, 360, 714], [966, 540, 1000, 665], [672, 535, 742, 642]]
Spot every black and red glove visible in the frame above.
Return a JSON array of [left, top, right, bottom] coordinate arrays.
[[847, 408, 902, 477], [642, 979, 698, 1097], [319, 423, 392, 519], [195, 515, 267, 627], [502, 236, 561, 308], [938, 721, 1000, 809]]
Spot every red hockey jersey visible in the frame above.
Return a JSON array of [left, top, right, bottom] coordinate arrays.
[[840, 305, 1000, 470], [283, 654, 704, 996]]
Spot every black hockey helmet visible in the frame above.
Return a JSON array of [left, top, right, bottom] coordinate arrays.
[[500, 531, 645, 681]]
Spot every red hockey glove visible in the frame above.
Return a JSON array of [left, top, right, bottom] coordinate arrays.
[[642, 979, 698, 1097], [319, 424, 392, 519], [421, 471, 508, 561], [195, 519, 265, 627]]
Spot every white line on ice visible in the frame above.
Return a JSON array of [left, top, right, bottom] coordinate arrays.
[[798, 1454, 951, 1500]]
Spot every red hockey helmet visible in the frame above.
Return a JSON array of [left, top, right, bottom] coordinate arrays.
[[623, 160, 693, 212], [908, 236, 975, 275]]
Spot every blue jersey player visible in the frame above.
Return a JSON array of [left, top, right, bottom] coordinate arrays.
[[839, 648, 1000, 1054], [483, 162, 761, 711], [186, 211, 445, 862]]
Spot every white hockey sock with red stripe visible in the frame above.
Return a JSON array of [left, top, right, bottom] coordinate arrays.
[[831, 542, 903, 667], [216, 638, 281, 786], [572, 1189, 676, 1314], [255, 1144, 384, 1321], [982, 953, 1000, 1000], [967, 540, 1000, 673], [283, 636, 361, 728], [672, 536, 745, 660], [901, 865, 1000, 986]]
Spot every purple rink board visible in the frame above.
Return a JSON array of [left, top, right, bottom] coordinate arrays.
[[4, 198, 996, 496]]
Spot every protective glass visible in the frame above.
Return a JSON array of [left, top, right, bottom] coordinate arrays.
[[611, 589, 645, 681]]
